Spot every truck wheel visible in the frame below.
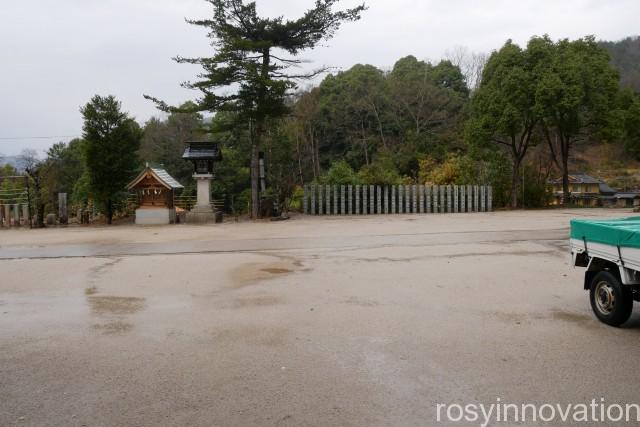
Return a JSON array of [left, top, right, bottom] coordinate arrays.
[[589, 271, 633, 327]]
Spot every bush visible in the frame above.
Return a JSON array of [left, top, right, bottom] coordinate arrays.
[[357, 154, 403, 185], [518, 164, 552, 208], [231, 188, 252, 215], [322, 160, 359, 185], [419, 154, 475, 185], [288, 185, 304, 212]]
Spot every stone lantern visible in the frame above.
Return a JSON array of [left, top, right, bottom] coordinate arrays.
[[182, 141, 222, 223]]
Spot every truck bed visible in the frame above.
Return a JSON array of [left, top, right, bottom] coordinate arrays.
[[571, 217, 640, 282]]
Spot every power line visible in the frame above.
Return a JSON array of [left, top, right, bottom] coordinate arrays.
[[0, 135, 79, 142]]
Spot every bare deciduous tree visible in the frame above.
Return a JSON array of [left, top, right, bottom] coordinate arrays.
[[444, 45, 488, 92]]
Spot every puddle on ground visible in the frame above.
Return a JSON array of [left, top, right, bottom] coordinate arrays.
[[230, 258, 306, 288], [487, 309, 595, 328], [210, 325, 287, 347], [89, 258, 122, 278], [87, 296, 146, 316], [550, 310, 592, 324], [343, 296, 379, 307], [261, 267, 292, 274], [92, 320, 133, 335], [222, 295, 285, 309], [87, 295, 145, 335]]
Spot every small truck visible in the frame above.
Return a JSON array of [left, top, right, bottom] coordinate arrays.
[[571, 217, 640, 326]]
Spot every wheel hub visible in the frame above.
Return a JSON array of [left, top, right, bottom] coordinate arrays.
[[595, 281, 616, 314]]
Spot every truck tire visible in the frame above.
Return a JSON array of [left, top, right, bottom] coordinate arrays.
[[589, 271, 633, 327]]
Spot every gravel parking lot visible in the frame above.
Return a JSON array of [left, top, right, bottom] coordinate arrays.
[[1, 209, 640, 426]]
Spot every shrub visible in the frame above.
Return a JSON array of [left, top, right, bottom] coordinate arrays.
[[357, 155, 403, 185], [322, 160, 359, 185]]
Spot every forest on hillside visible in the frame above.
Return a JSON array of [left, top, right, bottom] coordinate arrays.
[[601, 36, 640, 93], [3, 33, 640, 220]]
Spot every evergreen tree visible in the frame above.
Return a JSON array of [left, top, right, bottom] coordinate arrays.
[[145, 0, 366, 218], [81, 95, 142, 224], [533, 36, 620, 205], [466, 40, 542, 208]]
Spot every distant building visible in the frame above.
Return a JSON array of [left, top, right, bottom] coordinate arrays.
[[547, 173, 640, 208], [613, 192, 640, 208]]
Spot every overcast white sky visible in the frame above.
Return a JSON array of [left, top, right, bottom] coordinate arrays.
[[0, 0, 638, 156]]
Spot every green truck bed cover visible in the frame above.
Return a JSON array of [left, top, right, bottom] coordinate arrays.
[[570, 217, 640, 249]]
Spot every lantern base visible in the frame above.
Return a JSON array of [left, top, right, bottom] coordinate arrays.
[[186, 204, 220, 224]]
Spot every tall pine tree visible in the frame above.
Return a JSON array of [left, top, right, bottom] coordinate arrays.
[[145, 0, 366, 218]]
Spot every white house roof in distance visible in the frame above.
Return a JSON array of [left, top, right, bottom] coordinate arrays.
[[127, 164, 184, 190]]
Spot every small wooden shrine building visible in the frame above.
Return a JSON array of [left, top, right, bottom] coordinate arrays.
[[127, 164, 184, 225]]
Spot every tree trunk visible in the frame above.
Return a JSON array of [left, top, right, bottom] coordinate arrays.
[[361, 120, 369, 166], [562, 154, 570, 207], [34, 179, 45, 228], [314, 133, 321, 178], [106, 199, 113, 225], [371, 103, 386, 149], [309, 129, 318, 180], [250, 143, 260, 219], [510, 159, 520, 209], [295, 132, 304, 185], [250, 47, 271, 219]]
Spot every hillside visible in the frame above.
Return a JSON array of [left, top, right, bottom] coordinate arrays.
[[569, 143, 640, 190], [558, 36, 640, 190], [600, 36, 640, 93]]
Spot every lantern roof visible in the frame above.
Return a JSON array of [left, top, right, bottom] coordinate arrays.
[[182, 141, 222, 161], [127, 164, 184, 190]]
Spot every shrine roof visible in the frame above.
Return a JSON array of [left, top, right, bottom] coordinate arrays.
[[127, 165, 184, 190]]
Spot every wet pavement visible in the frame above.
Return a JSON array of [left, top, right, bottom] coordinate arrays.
[[1, 210, 640, 426]]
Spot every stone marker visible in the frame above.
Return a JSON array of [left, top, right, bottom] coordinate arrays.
[[58, 192, 68, 224], [326, 185, 331, 215], [412, 185, 417, 213], [474, 185, 479, 212], [303, 185, 308, 214], [370, 185, 374, 214], [405, 185, 410, 213], [22, 204, 29, 226], [46, 213, 56, 225], [391, 186, 396, 214], [5, 204, 11, 227], [453, 185, 458, 213], [362, 185, 368, 215], [384, 186, 389, 214]]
